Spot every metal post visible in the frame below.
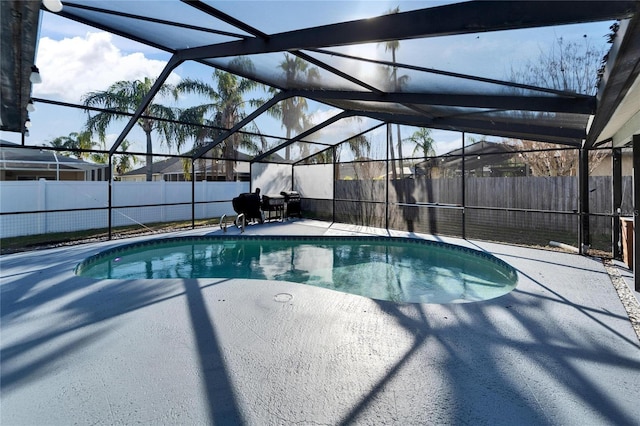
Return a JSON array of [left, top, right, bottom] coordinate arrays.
[[191, 159, 195, 229], [579, 147, 590, 254], [612, 148, 622, 259], [333, 147, 337, 223], [461, 132, 466, 239], [385, 123, 390, 230], [108, 155, 113, 240]]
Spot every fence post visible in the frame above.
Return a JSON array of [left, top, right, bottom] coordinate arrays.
[[161, 179, 166, 223], [108, 156, 112, 240], [579, 148, 590, 253], [191, 159, 195, 229], [38, 178, 46, 235], [613, 148, 622, 259]]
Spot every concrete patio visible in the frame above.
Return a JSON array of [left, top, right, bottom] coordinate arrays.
[[1, 220, 639, 425]]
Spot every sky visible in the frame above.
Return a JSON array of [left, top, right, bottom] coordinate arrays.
[[0, 1, 615, 163]]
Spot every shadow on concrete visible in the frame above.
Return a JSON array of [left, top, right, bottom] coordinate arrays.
[[468, 242, 638, 347], [336, 271, 639, 425], [1, 271, 178, 393], [183, 279, 244, 424], [2, 262, 244, 425]]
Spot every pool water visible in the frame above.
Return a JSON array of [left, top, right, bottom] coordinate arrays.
[[75, 236, 518, 304]]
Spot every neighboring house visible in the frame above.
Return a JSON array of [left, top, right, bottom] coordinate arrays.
[[337, 143, 525, 180], [0, 140, 108, 181], [415, 140, 632, 178], [120, 151, 253, 182], [415, 140, 528, 178]]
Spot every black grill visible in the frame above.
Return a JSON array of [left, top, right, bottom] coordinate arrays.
[[281, 191, 301, 218], [261, 194, 285, 221]]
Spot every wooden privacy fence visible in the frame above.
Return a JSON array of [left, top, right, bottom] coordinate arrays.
[[305, 175, 632, 250], [333, 175, 630, 213]]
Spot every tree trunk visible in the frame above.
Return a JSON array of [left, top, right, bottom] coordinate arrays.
[[225, 139, 234, 181], [145, 130, 153, 181], [388, 123, 398, 180], [392, 49, 404, 180]]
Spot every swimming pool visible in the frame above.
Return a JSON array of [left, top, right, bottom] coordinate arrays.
[[75, 235, 518, 304]]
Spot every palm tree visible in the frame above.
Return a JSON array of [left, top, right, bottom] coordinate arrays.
[[380, 6, 408, 179], [309, 148, 334, 164], [49, 130, 95, 159], [405, 127, 436, 179], [176, 67, 262, 181], [406, 128, 436, 158], [345, 134, 371, 161], [82, 77, 181, 181], [112, 140, 139, 176], [88, 139, 138, 179], [346, 134, 374, 179], [268, 53, 319, 161]]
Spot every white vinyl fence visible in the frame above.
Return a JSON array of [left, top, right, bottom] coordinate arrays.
[[0, 180, 249, 238]]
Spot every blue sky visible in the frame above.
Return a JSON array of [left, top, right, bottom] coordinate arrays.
[[0, 1, 615, 161]]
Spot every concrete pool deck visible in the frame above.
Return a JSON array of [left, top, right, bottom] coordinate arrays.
[[1, 219, 639, 425]]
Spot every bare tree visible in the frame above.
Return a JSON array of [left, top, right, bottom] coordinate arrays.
[[510, 35, 605, 96], [509, 140, 609, 176], [509, 33, 611, 175]]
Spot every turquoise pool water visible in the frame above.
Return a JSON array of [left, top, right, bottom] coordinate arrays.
[[75, 236, 518, 304]]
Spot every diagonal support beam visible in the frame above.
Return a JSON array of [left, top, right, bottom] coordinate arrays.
[[292, 51, 383, 94], [181, 0, 269, 39], [192, 91, 291, 160], [108, 55, 183, 155], [292, 121, 387, 166], [253, 111, 356, 162]]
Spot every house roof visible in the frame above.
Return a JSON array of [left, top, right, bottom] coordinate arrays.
[[0, 140, 104, 172], [121, 156, 186, 177], [416, 140, 518, 170], [122, 150, 255, 176], [4, 1, 640, 161]]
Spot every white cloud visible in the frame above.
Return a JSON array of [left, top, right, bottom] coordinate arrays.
[[34, 32, 181, 103], [308, 107, 343, 126]]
